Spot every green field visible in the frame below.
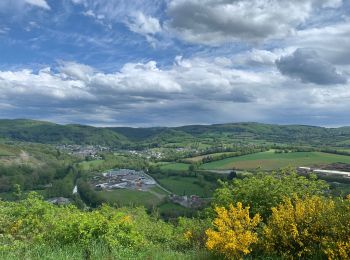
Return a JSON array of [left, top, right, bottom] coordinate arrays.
[[0, 144, 19, 157], [183, 152, 231, 163], [158, 202, 196, 217], [159, 162, 189, 171], [79, 160, 105, 170], [157, 176, 213, 197], [97, 188, 165, 208], [200, 150, 350, 171]]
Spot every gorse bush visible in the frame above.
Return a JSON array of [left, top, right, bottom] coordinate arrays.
[[206, 203, 261, 259], [263, 195, 350, 259], [205, 196, 350, 259]]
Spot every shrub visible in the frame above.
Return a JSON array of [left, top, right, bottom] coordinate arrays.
[[212, 168, 329, 218], [263, 195, 350, 258], [206, 202, 261, 259]]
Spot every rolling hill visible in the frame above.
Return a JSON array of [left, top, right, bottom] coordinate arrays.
[[1, 119, 350, 148]]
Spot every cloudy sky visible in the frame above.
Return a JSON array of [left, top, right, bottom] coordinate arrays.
[[0, 0, 350, 126]]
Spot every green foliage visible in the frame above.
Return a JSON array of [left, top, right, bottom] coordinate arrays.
[[212, 168, 329, 218], [0, 193, 213, 259], [0, 194, 141, 250], [263, 195, 350, 259], [0, 143, 75, 196], [0, 119, 128, 146]]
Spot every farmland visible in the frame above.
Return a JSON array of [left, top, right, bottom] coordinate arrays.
[[97, 187, 166, 208], [159, 162, 190, 171], [201, 150, 350, 170], [183, 152, 232, 163], [157, 176, 213, 197]]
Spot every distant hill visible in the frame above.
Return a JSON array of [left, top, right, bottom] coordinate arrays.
[[1, 119, 350, 148], [0, 119, 129, 146]]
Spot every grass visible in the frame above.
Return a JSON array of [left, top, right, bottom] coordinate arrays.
[[159, 162, 189, 171], [201, 150, 350, 171], [157, 176, 212, 197], [0, 243, 212, 260], [79, 160, 105, 171], [97, 189, 164, 208], [158, 202, 196, 217], [183, 152, 232, 163], [0, 144, 19, 157], [150, 186, 170, 195], [0, 190, 46, 201]]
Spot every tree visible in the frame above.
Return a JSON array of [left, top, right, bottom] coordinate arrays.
[[227, 170, 237, 180], [13, 184, 22, 201], [212, 168, 329, 218], [206, 202, 261, 259]]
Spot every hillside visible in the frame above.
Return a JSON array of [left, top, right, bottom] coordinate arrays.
[[0, 119, 129, 146], [1, 119, 350, 148]]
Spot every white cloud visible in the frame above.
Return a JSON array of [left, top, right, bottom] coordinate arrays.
[[25, 0, 50, 10], [0, 55, 349, 125], [124, 12, 162, 46], [291, 22, 350, 65], [166, 0, 343, 45], [0, 27, 10, 34], [126, 12, 161, 36]]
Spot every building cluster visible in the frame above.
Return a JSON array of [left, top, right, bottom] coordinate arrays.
[[169, 194, 206, 208], [56, 144, 109, 159], [93, 169, 156, 191], [47, 197, 71, 205], [298, 166, 350, 181]]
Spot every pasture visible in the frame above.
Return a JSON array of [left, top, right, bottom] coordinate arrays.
[[79, 160, 105, 171], [97, 188, 165, 208], [200, 150, 350, 171], [159, 162, 189, 171], [0, 144, 19, 157], [157, 176, 214, 197], [183, 152, 231, 163]]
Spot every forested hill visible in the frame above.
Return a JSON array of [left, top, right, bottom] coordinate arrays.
[[1, 119, 350, 147], [0, 119, 128, 146]]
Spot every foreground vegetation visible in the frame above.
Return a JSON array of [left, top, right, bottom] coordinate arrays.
[[1, 168, 350, 259]]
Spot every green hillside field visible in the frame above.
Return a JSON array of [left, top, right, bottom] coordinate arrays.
[[200, 150, 350, 171]]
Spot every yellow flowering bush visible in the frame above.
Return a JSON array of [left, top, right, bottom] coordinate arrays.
[[206, 202, 261, 259], [263, 195, 350, 259]]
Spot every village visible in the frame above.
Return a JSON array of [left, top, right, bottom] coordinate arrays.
[[56, 144, 109, 159]]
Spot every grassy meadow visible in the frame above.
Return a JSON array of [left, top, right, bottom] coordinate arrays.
[[200, 150, 350, 170], [79, 160, 105, 171], [97, 188, 166, 208], [159, 162, 190, 171], [157, 176, 214, 197]]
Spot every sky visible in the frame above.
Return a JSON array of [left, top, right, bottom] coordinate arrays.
[[0, 0, 350, 127]]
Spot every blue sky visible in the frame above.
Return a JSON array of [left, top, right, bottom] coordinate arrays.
[[0, 0, 350, 126]]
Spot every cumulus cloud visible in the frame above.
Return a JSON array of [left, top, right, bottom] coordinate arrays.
[[276, 48, 347, 85], [25, 0, 50, 10], [0, 56, 349, 125], [0, 57, 273, 124], [124, 12, 162, 46], [0, 0, 50, 11], [126, 12, 161, 36], [166, 0, 343, 45], [291, 22, 350, 65]]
